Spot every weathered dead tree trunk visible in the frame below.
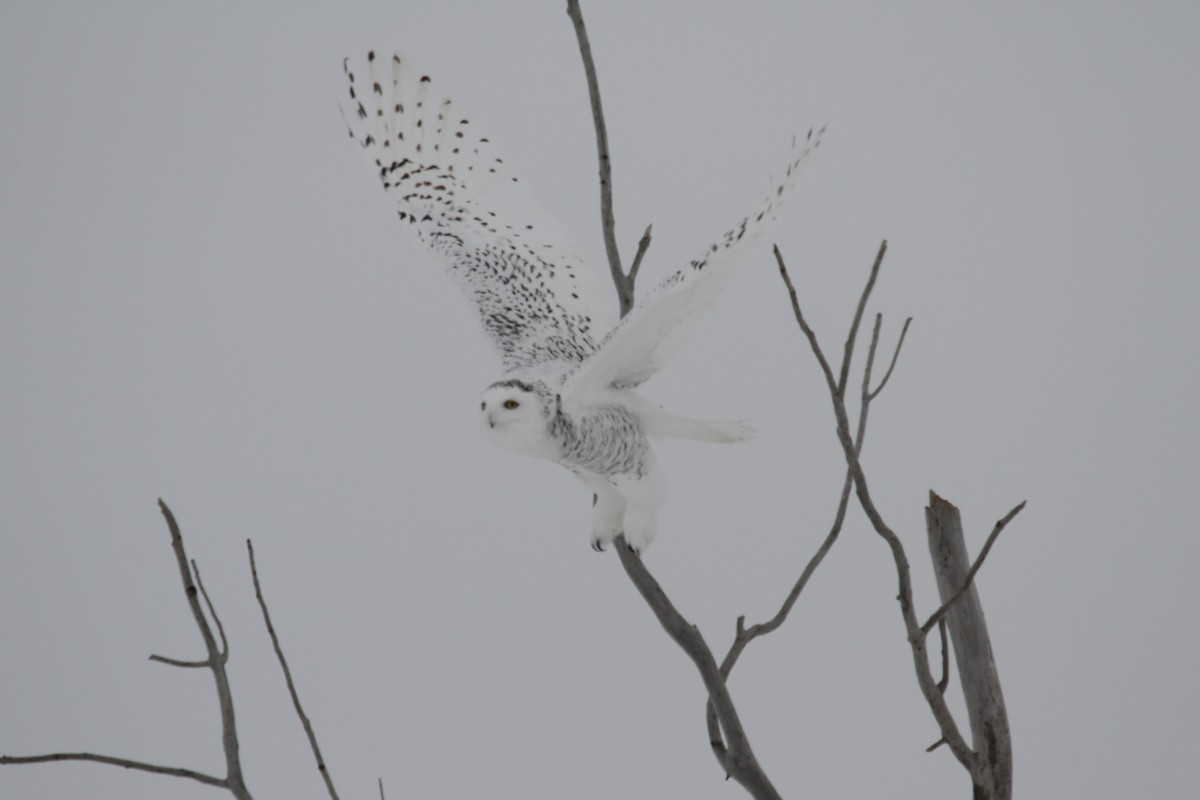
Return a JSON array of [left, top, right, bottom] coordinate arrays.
[[926, 492, 1013, 800]]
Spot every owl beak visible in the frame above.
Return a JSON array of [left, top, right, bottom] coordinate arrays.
[[487, 414, 496, 429]]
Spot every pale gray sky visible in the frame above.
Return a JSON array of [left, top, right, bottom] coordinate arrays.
[[2, 2, 1197, 798]]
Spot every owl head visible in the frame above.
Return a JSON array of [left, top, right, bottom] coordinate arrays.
[[479, 378, 557, 458]]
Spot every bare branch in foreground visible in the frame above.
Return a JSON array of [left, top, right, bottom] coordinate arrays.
[[248, 539, 341, 800], [2, 501, 253, 799]]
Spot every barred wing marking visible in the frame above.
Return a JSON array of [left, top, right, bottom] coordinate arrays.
[[342, 51, 615, 374]]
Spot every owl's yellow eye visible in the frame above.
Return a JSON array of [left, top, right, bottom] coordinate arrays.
[[503, 399, 520, 410]]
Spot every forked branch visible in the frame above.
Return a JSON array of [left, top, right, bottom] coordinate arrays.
[[776, 244, 1021, 799], [708, 276, 913, 746], [776, 243, 979, 770]]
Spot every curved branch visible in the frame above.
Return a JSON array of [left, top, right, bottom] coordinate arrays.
[[868, 316, 912, 400]]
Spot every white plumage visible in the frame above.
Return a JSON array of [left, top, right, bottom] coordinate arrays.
[[343, 51, 820, 553]]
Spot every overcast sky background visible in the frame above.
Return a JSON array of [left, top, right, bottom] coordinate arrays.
[[2, 2, 1197, 798]]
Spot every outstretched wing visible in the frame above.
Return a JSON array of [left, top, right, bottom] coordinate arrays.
[[566, 129, 823, 397], [342, 52, 614, 373]]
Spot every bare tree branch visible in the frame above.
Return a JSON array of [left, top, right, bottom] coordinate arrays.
[[158, 499, 253, 800], [148, 559, 228, 667], [148, 653, 210, 668], [868, 316, 913, 400], [192, 559, 230, 663], [565, 4, 784, 796], [566, 0, 637, 316], [0, 753, 226, 788], [3, 501, 254, 799], [836, 240, 889, 396], [707, 268, 913, 754], [775, 246, 982, 776], [614, 541, 782, 800], [627, 223, 653, 289], [248, 539, 341, 800]]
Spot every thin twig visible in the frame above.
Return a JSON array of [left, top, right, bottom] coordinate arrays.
[[248, 539, 340, 800], [921, 501, 1026, 635], [836, 240, 888, 397], [192, 559, 230, 664], [869, 317, 913, 400], [0, 753, 225, 788], [147, 653, 209, 668], [775, 245, 838, 395], [627, 223, 653, 288]]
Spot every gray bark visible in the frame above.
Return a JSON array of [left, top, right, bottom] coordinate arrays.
[[925, 492, 1013, 800]]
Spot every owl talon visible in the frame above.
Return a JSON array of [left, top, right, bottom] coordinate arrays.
[[591, 540, 606, 553]]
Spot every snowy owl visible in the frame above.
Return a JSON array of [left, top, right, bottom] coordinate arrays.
[[342, 51, 820, 553]]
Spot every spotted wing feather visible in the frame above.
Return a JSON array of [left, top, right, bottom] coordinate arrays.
[[342, 51, 614, 374]]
